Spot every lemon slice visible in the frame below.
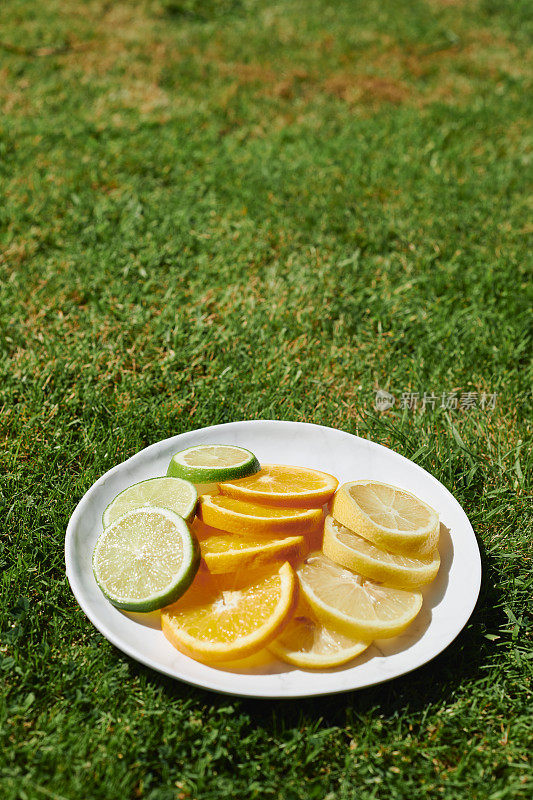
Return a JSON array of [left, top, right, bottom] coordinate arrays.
[[198, 494, 323, 536], [93, 508, 200, 612], [297, 552, 422, 639], [102, 477, 197, 527], [268, 599, 370, 669], [323, 515, 440, 589], [167, 444, 260, 484], [219, 464, 338, 508], [161, 562, 297, 663], [330, 481, 439, 555]]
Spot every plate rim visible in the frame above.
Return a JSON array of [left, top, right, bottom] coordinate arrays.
[[65, 419, 482, 698]]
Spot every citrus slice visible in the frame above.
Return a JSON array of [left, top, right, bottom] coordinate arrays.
[[102, 477, 197, 527], [197, 494, 323, 536], [199, 531, 305, 574], [161, 562, 297, 663], [330, 480, 439, 555], [192, 481, 220, 497], [93, 508, 200, 612], [268, 599, 370, 669], [297, 552, 422, 639], [167, 444, 260, 484], [323, 515, 440, 589], [219, 464, 339, 508]]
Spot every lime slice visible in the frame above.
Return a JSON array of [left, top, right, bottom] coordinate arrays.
[[102, 477, 198, 527], [93, 507, 200, 612], [167, 444, 260, 484]]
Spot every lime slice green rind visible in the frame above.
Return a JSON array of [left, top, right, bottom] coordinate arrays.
[[167, 444, 260, 484], [102, 477, 198, 528], [93, 507, 200, 612]]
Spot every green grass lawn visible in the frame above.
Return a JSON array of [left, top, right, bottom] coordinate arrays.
[[1, 0, 532, 797]]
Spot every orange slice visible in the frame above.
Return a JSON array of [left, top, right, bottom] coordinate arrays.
[[219, 464, 338, 508], [197, 494, 323, 536], [161, 562, 297, 663], [199, 531, 305, 574]]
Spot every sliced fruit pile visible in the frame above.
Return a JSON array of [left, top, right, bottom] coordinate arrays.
[[264, 480, 440, 668], [92, 444, 441, 671], [161, 457, 338, 664]]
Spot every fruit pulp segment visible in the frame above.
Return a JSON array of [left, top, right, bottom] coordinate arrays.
[[182, 445, 250, 468]]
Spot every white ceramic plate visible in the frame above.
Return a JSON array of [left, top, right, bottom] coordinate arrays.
[[65, 420, 481, 698]]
